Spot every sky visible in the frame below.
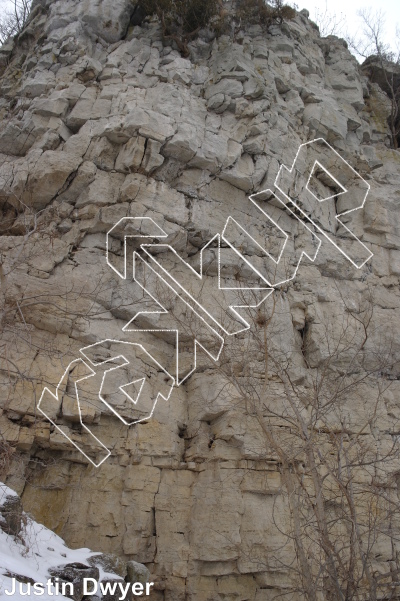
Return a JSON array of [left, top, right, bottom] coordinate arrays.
[[302, 0, 400, 58], [0, 0, 399, 59]]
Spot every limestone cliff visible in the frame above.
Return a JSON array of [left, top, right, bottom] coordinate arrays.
[[1, 1, 400, 600]]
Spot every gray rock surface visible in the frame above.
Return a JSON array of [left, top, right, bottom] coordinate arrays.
[[88, 553, 128, 578], [126, 560, 151, 584], [0, 2, 400, 601], [48, 563, 100, 601], [0, 488, 23, 536]]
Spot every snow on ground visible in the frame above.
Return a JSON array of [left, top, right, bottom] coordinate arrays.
[[0, 483, 115, 600]]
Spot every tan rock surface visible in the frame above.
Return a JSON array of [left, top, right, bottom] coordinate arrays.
[[0, 3, 400, 600]]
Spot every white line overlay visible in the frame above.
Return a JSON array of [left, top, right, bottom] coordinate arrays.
[[37, 138, 373, 465]]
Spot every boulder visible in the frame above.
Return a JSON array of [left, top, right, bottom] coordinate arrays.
[[0, 488, 23, 537], [87, 553, 127, 578], [48, 563, 100, 601], [126, 560, 150, 585], [23, 151, 82, 210]]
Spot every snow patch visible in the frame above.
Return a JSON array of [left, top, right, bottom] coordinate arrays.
[[0, 483, 117, 600]]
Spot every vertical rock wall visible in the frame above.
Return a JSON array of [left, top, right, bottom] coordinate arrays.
[[1, 1, 400, 599]]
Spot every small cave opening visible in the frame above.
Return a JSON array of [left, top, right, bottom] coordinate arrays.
[[298, 319, 310, 362]]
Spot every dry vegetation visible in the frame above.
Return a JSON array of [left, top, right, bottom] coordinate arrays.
[[136, 0, 296, 55]]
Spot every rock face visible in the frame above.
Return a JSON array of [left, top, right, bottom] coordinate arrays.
[[0, 482, 150, 600], [1, 1, 400, 601], [0, 485, 23, 536]]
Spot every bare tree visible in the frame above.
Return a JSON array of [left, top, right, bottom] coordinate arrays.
[[0, 0, 32, 45], [312, 1, 348, 38], [347, 9, 400, 149], [0, 180, 164, 470], [347, 9, 392, 61], [135, 243, 400, 600], [198, 282, 400, 601]]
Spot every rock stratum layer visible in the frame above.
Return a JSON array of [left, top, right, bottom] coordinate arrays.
[[1, 1, 400, 600]]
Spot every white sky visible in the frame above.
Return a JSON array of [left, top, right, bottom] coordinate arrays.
[[0, 0, 399, 58], [302, 0, 400, 56]]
